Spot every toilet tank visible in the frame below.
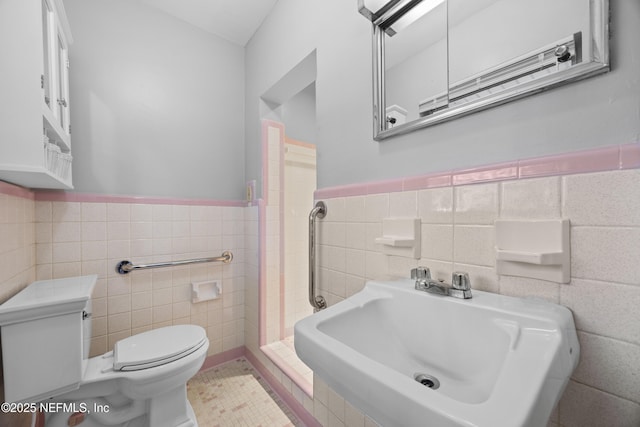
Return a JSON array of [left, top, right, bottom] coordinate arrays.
[[0, 275, 97, 403]]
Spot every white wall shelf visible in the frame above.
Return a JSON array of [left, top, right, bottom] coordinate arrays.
[[375, 217, 421, 259], [495, 219, 571, 283]]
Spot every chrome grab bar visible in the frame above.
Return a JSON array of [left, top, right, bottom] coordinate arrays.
[[116, 251, 233, 274], [309, 201, 327, 311]]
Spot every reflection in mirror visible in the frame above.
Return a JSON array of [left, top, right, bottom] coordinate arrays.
[[384, 1, 447, 127], [360, 0, 610, 141]]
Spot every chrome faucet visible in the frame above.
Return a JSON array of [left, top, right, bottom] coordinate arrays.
[[410, 267, 472, 299]]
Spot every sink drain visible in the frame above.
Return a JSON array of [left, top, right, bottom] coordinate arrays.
[[414, 373, 440, 390]]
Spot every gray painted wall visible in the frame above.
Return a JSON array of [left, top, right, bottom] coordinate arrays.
[[245, 0, 640, 194], [65, 0, 245, 199]]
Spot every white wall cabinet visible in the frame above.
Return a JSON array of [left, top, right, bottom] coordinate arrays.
[[0, 0, 73, 189]]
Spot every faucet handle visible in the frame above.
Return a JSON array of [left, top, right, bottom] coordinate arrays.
[[411, 267, 431, 280], [452, 272, 471, 290]]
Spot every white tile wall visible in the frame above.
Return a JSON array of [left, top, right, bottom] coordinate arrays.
[[0, 194, 35, 304], [34, 201, 246, 358], [315, 169, 640, 427]]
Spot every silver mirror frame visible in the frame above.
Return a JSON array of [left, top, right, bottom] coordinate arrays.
[[368, 0, 610, 141]]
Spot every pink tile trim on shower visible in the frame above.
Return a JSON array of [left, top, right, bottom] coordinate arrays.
[[33, 190, 246, 206], [245, 349, 322, 427], [258, 198, 267, 347], [315, 142, 639, 200], [0, 180, 35, 199], [262, 119, 285, 205], [260, 345, 313, 398]]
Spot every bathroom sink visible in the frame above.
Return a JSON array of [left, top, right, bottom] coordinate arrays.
[[294, 279, 579, 427]]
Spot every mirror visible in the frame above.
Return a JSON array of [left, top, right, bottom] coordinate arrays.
[[359, 0, 610, 141]]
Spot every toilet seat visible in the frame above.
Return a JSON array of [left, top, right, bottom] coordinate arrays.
[[114, 325, 207, 371]]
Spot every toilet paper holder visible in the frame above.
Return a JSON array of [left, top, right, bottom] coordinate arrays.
[[192, 280, 222, 303]]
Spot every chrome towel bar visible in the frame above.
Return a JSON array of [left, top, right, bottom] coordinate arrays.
[[116, 251, 233, 274]]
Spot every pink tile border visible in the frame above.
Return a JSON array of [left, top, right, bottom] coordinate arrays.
[[199, 346, 246, 372], [621, 143, 640, 169], [0, 180, 35, 199], [33, 190, 246, 207], [315, 142, 640, 199], [518, 145, 619, 178]]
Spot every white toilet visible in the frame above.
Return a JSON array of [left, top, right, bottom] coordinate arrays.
[[0, 275, 209, 427]]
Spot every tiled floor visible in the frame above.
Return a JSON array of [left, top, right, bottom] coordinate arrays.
[[187, 358, 303, 427]]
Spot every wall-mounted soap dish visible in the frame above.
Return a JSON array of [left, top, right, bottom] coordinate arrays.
[[495, 219, 570, 283], [375, 217, 421, 259]]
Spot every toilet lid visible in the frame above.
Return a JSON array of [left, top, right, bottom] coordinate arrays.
[[113, 325, 207, 371]]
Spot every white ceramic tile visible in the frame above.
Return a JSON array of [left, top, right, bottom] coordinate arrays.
[[387, 255, 417, 279], [498, 275, 560, 303], [107, 222, 130, 241], [454, 183, 499, 225], [107, 294, 131, 315], [81, 241, 107, 261], [52, 242, 81, 263], [453, 225, 495, 267], [35, 201, 52, 222], [345, 274, 366, 298], [131, 308, 152, 328], [365, 223, 382, 252], [571, 227, 640, 285], [344, 249, 365, 277], [131, 204, 152, 222], [389, 191, 417, 217], [107, 312, 131, 333], [131, 291, 152, 310], [558, 381, 640, 427], [421, 224, 453, 262], [573, 331, 640, 404], [324, 197, 346, 222], [364, 194, 389, 223], [563, 170, 640, 226], [345, 222, 366, 250], [107, 240, 129, 259], [152, 221, 172, 239], [82, 203, 107, 222], [107, 203, 130, 222], [344, 196, 365, 222], [152, 204, 173, 221], [501, 176, 561, 219], [52, 201, 81, 222], [152, 304, 173, 324], [364, 251, 388, 280], [35, 223, 52, 243], [81, 221, 107, 241], [418, 187, 453, 224], [561, 279, 640, 345]]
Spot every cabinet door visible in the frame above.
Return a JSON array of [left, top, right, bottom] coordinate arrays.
[[55, 28, 70, 134], [42, 0, 71, 150], [41, 0, 53, 110]]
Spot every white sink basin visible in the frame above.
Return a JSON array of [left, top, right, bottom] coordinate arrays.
[[294, 279, 579, 427]]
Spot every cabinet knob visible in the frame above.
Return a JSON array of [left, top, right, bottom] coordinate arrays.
[[57, 98, 67, 107]]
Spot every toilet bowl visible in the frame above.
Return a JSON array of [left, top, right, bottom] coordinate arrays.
[[0, 275, 209, 427]]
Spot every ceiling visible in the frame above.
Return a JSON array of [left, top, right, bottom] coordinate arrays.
[[137, 0, 279, 46]]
